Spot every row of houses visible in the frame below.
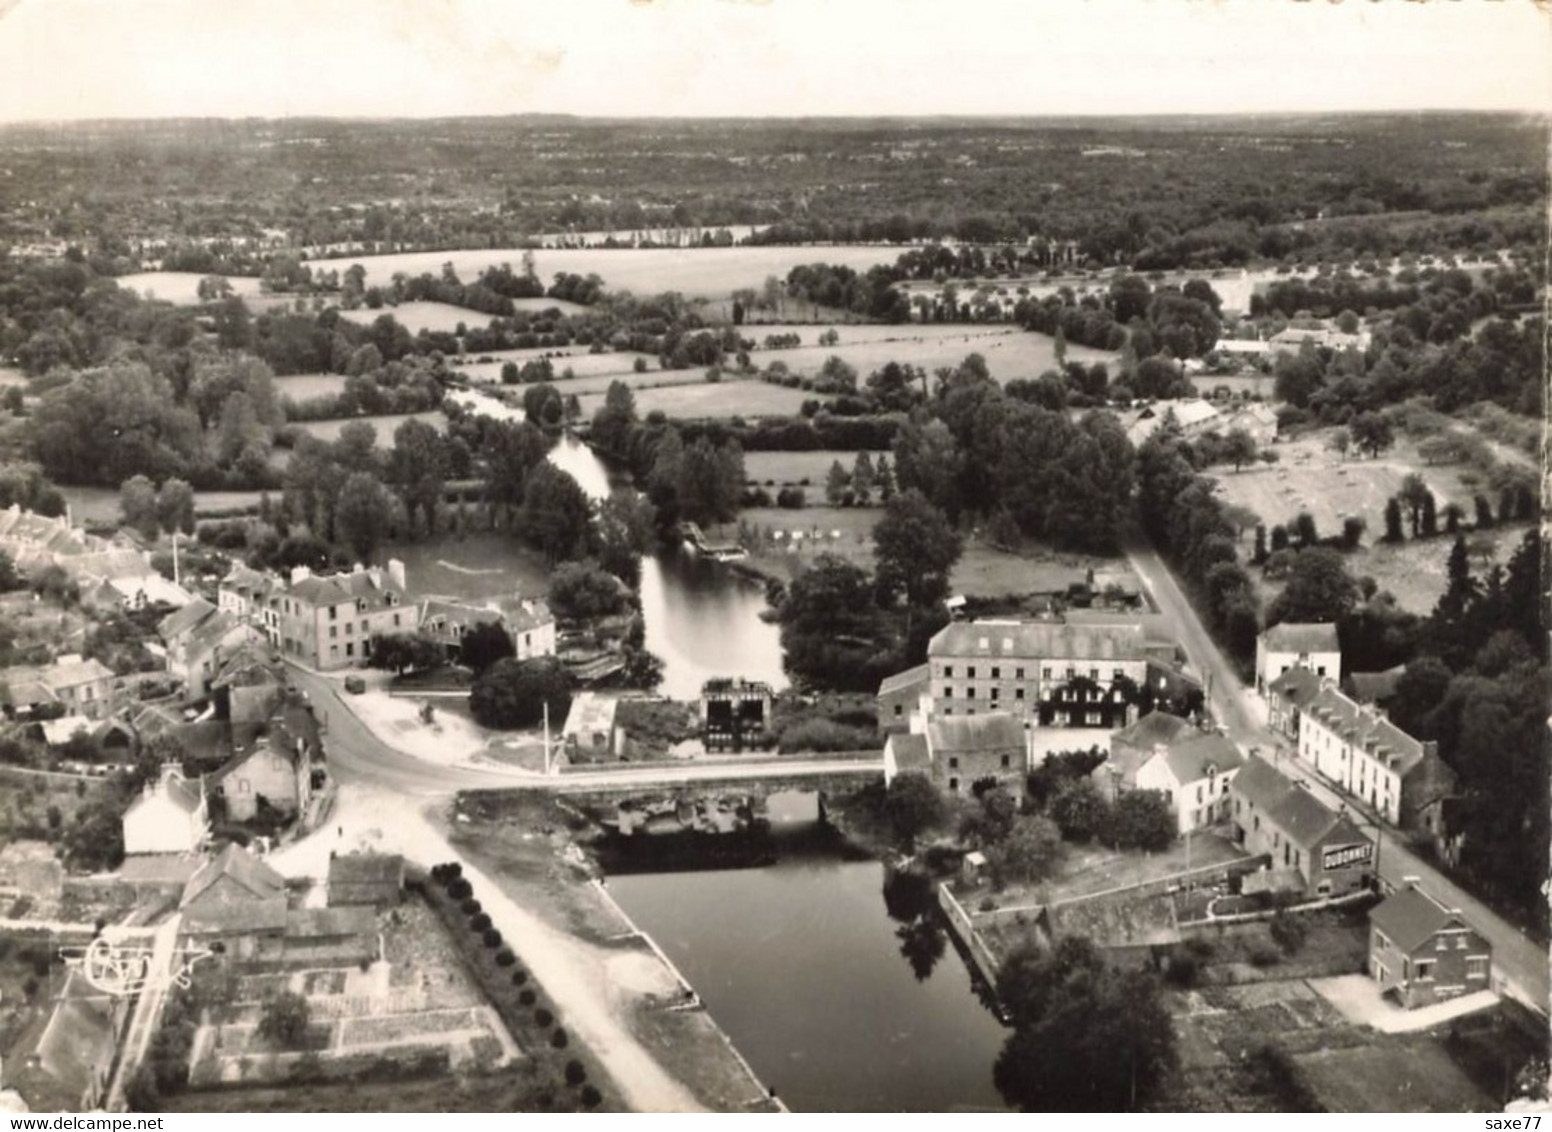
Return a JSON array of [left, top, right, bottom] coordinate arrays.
[[0, 505, 195, 611], [1257, 622, 1459, 847], [217, 561, 555, 673]]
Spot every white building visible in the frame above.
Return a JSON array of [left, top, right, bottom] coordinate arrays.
[[122, 765, 208, 855], [1255, 622, 1341, 695], [1132, 731, 1245, 834]]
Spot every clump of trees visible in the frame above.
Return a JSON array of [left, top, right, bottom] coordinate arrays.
[[470, 657, 575, 730]]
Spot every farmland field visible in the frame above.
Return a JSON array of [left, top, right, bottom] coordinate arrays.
[[1207, 430, 1487, 546], [455, 347, 660, 386], [743, 450, 864, 487], [507, 296, 590, 315], [573, 377, 810, 419], [275, 372, 349, 399], [0, 366, 26, 387], [301, 245, 903, 301], [336, 301, 497, 335], [114, 271, 265, 304], [758, 326, 1113, 384], [59, 486, 266, 523], [292, 410, 447, 444]]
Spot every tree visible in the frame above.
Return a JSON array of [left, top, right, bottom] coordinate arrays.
[[1048, 778, 1111, 842], [1221, 428, 1257, 472], [521, 463, 596, 564], [1327, 428, 1350, 460], [1383, 497, 1405, 543], [990, 815, 1065, 886], [155, 478, 195, 536], [522, 382, 563, 426], [119, 475, 160, 539], [1108, 790, 1177, 852], [994, 936, 1176, 1112], [873, 490, 963, 609], [368, 633, 443, 675], [596, 490, 656, 585], [257, 991, 311, 1050], [0, 549, 19, 593], [883, 772, 944, 850], [1419, 489, 1438, 537], [548, 560, 629, 621], [1349, 411, 1394, 458], [825, 459, 851, 507], [677, 436, 740, 525], [777, 554, 890, 691], [460, 621, 514, 675], [469, 657, 574, 730], [388, 418, 449, 537], [850, 452, 875, 506], [334, 472, 395, 563], [1267, 547, 1359, 626], [1293, 512, 1318, 547], [590, 380, 638, 457]]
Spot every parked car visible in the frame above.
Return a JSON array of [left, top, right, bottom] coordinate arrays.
[[344, 676, 366, 695]]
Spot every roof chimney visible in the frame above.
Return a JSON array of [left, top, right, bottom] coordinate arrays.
[[388, 558, 406, 591]]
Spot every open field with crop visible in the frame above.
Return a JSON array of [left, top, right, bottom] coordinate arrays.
[[1208, 430, 1486, 546], [292, 411, 447, 444], [726, 506, 1112, 596], [302, 245, 902, 301], [743, 450, 864, 487], [337, 301, 497, 335], [114, 271, 265, 304], [276, 372, 350, 399], [456, 348, 661, 386], [573, 377, 809, 420], [59, 486, 266, 523], [759, 326, 1114, 384]]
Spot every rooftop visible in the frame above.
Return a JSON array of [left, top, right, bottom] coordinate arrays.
[[180, 842, 285, 908], [1112, 709, 1195, 751], [1304, 685, 1427, 777], [1159, 731, 1244, 785], [930, 619, 1145, 663], [878, 663, 930, 698], [926, 712, 1025, 754], [1371, 884, 1471, 953], [888, 733, 931, 773], [1261, 622, 1341, 655]]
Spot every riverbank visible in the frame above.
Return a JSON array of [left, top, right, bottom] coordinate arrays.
[[442, 789, 784, 1112]]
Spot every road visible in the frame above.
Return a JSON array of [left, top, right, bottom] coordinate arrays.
[[1125, 529, 1550, 1017]]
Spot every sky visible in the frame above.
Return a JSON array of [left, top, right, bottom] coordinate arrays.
[[0, 0, 1546, 122]]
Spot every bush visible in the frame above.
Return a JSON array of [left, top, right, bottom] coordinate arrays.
[[483, 928, 502, 949], [511, 969, 529, 986], [495, 948, 515, 967], [534, 1007, 554, 1029], [1164, 951, 1201, 988], [565, 1059, 587, 1087], [1269, 912, 1309, 955], [580, 1085, 602, 1108], [469, 913, 492, 932], [519, 988, 537, 1007], [460, 898, 482, 916], [1249, 945, 1282, 968], [447, 878, 473, 900], [550, 1027, 569, 1049]]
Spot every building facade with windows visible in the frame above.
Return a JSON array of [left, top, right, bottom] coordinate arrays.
[[276, 562, 414, 671], [1255, 622, 1341, 695], [1229, 755, 1374, 897], [1369, 881, 1492, 1009], [1132, 731, 1245, 834], [1297, 680, 1456, 830], [924, 620, 1147, 729]]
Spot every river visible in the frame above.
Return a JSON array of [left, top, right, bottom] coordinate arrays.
[[523, 410, 787, 701], [602, 813, 1010, 1113]]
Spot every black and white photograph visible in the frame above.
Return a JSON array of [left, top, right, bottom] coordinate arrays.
[[0, 0, 1546, 1116]]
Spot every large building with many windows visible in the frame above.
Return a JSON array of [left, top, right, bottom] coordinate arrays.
[[275, 562, 415, 670], [923, 619, 1148, 728]]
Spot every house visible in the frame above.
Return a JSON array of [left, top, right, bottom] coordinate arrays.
[[924, 619, 1147, 729], [0, 655, 117, 721], [1229, 755, 1373, 897], [217, 561, 282, 645], [917, 712, 1029, 798], [1255, 622, 1341, 695], [877, 664, 930, 733], [327, 853, 405, 909], [277, 561, 414, 671], [1369, 881, 1492, 1009], [1214, 402, 1280, 445], [179, 843, 289, 961], [699, 678, 773, 751], [1298, 680, 1457, 831], [207, 727, 313, 823], [417, 595, 557, 665], [122, 764, 208, 856], [1096, 710, 1197, 801], [562, 691, 619, 759], [1125, 399, 1221, 447], [1266, 666, 1322, 741], [7, 968, 127, 1112], [157, 600, 258, 700], [211, 642, 286, 725], [1132, 732, 1245, 834], [882, 731, 932, 787], [498, 596, 558, 662], [82, 572, 195, 613]]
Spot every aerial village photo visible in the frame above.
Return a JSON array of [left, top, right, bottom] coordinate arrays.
[[0, 0, 1547, 1116]]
